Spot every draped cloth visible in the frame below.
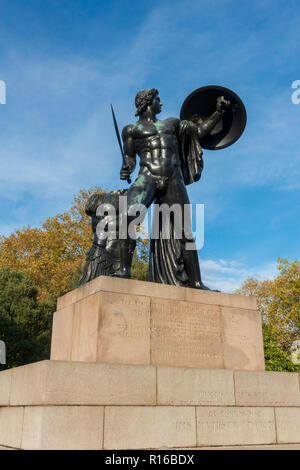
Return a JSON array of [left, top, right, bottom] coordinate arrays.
[[149, 120, 203, 286], [177, 119, 204, 186]]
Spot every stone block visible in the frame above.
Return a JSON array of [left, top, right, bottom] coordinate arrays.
[[196, 407, 276, 446], [50, 305, 74, 361], [0, 407, 24, 448], [71, 292, 101, 362], [0, 369, 12, 406], [10, 361, 48, 406], [275, 408, 300, 444], [57, 276, 185, 311], [235, 370, 300, 406], [157, 367, 235, 405], [58, 291, 151, 365], [184, 288, 257, 310], [22, 406, 104, 450], [95, 292, 151, 365], [222, 307, 265, 370], [57, 276, 256, 311], [104, 406, 196, 449], [151, 298, 223, 368], [51, 277, 265, 370], [10, 360, 156, 406]]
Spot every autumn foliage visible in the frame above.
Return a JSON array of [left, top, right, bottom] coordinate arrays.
[[0, 188, 149, 300], [0, 189, 99, 299], [237, 258, 300, 353]]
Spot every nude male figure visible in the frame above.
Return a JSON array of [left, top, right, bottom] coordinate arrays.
[[115, 88, 228, 288]]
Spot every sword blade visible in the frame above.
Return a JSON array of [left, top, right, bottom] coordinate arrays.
[[111, 104, 131, 184]]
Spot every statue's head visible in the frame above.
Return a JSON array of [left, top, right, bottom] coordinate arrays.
[[135, 88, 161, 116]]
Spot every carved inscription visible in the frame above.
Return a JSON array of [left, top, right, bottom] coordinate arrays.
[[197, 407, 276, 446], [235, 371, 300, 406], [151, 299, 223, 368], [175, 420, 193, 432]]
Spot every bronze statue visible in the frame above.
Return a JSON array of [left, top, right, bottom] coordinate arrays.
[[79, 86, 246, 290]]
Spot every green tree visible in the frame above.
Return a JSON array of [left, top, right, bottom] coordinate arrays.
[[131, 229, 150, 282], [0, 268, 55, 370], [0, 187, 150, 300], [262, 323, 299, 372], [237, 258, 300, 352]]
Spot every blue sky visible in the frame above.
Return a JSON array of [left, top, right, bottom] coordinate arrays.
[[0, 0, 299, 291]]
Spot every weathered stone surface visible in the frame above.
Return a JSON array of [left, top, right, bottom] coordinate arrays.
[[196, 407, 276, 447], [95, 292, 151, 365], [235, 371, 300, 406], [56, 286, 82, 311], [57, 276, 256, 311], [10, 360, 156, 406], [0, 407, 24, 449], [50, 305, 74, 361], [57, 276, 185, 311], [52, 278, 265, 370], [222, 307, 265, 370], [22, 406, 104, 450], [151, 299, 223, 368], [157, 367, 235, 405], [184, 288, 257, 310], [10, 361, 48, 406], [0, 369, 12, 406], [275, 408, 300, 444], [221, 307, 265, 370], [71, 292, 101, 362], [174, 444, 300, 450], [104, 406, 196, 449]]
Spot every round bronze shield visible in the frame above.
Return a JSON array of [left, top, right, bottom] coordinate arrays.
[[180, 85, 247, 150]]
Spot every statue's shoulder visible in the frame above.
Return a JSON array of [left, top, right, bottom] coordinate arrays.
[[164, 117, 179, 124], [163, 117, 180, 130], [122, 123, 134, 139]]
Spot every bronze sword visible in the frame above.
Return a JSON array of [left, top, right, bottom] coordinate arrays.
[[111, 104, 131, 184]]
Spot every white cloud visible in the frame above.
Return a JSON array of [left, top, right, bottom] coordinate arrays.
[[201, 258, 277, 293]]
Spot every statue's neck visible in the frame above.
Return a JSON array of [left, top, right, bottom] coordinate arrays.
[[139, 108, 157, 123]]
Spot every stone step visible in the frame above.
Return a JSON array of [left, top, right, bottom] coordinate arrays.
[[1, 404, 300, 450], [51, 276, 265, 371], [1, 360, 300, 407], [1, 360, 299, 450]]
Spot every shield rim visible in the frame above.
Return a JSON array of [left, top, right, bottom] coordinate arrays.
[[180, 85, 247, 150]]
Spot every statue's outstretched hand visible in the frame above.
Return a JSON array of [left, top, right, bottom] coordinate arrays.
[[216, 96, 231, 114]]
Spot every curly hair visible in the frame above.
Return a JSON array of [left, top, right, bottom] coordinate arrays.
[[135, 88, 159, 117]]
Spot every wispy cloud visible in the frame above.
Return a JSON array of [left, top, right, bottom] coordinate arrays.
[[0, 0, 299, 279], [201, 258, 278, 293]]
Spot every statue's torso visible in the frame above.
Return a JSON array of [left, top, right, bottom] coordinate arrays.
[[132, 118, 180, 177]]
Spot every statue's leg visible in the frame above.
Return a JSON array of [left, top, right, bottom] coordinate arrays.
[[114, 171, 156, 278], [159, 169, 209, 289]]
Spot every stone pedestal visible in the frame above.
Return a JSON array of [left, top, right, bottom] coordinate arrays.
[[0, 360, 300, 449], [50, 276, 265, 371], [0, 277, 300, 450]]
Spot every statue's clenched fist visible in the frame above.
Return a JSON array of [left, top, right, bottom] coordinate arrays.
[[216, 95, 231, 113], [120, 165, 131, 183]]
